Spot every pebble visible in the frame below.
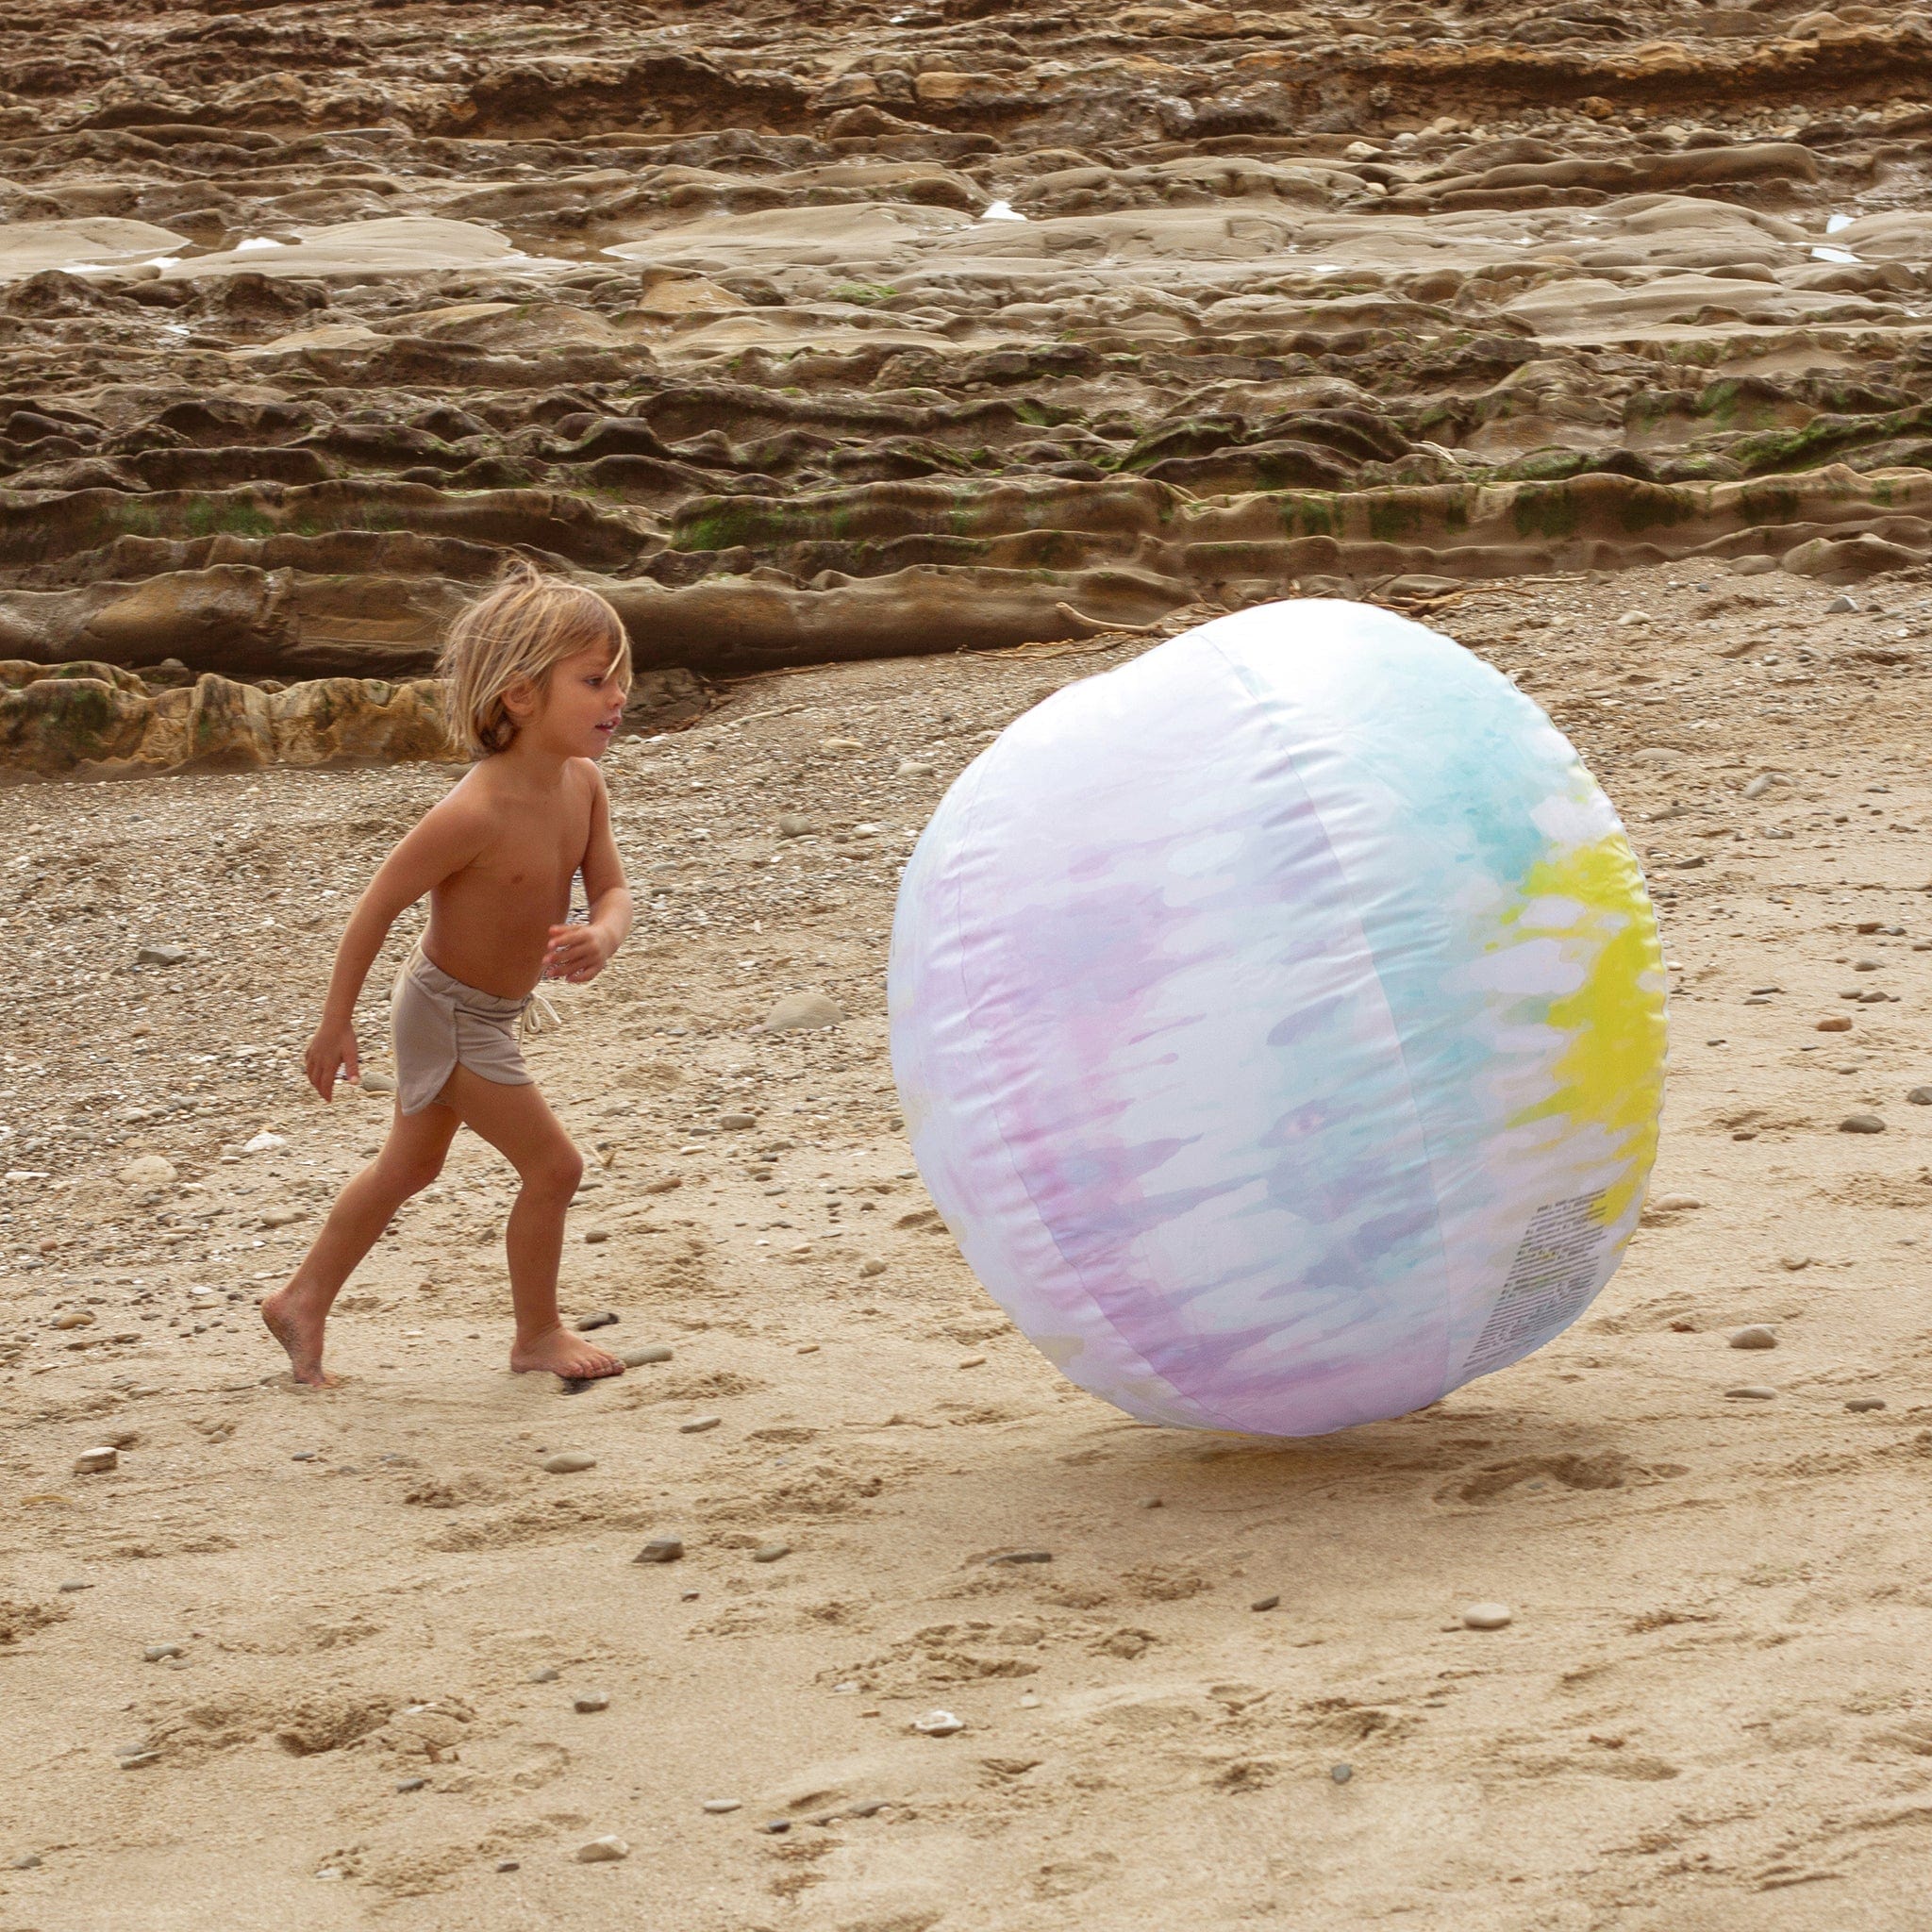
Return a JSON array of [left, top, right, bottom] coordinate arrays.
[[57, 1580, 92, 1593], [776, 812, 817, 837], [136, 942, 188, 967], [1825, 593, 1859, 613], [679, 1416, 722, 1434], [718, 1112, 756, 1130], [1460, 1603, 1512, 1630], [760, 991, 843, 1033], [117, 1155, 177, 1189], [1911, 1087, 1932, 1106], [911, 1709, 965, 1736], [986, 1549, 1053, 1565], [1846, 1396, 1888, 1412], [620, 1345, 674, 1366], [574, 1836, 629, 1862], [1727, 1325, 1777, 1350], [73, 1446, 118, 1474], [53, 1311, 95, 1330], [495, 1860, 520, 1873], [1250, 1594, 1281, 1612], [1330, 1764, 1353, 1785], [142, 1642, 184, 1662], [572, 1311, 618, 1331], [759, 1820, 792, 1835], [528, 1666, 560, 1682], [1649, 1193, 1702, 1212], [701, 1799, 741, 1814], [10, 1854, 42, 1869], [574, 1691, 610, 1713], [1816, 1015, 1854, 1032], [635, 1537, 685, 1563], [896, 759, 936, 777], [752, 1541, 792, 1563], [1725, 1384, 1778, 1400], [359, 1070, 397, 1094], [394, 1776, 426, 1792], [242, 1131, 287, 1156], [858, 1257, 887, 1277], [117, 1751, 160, 1770], [1840, 1113, 1887, 1134], [582, 1229, 610, 1245], [541, 1452, 597, 1474]]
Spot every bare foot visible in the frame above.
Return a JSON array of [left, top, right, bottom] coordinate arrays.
[[511, 1325, 626, 1381], [260, 1280, 339, 1388]]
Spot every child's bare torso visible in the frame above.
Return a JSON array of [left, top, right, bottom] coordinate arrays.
[[423, 759, 596, 997]]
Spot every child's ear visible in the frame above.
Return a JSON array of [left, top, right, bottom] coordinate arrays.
[[501, 675, 538, 721]]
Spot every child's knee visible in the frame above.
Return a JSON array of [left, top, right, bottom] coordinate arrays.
[[523, 1144, 583, 1201], [379, 1145, 445, 1198]]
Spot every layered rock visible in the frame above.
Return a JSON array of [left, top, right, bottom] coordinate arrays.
[[4, 0, 1932, 761]]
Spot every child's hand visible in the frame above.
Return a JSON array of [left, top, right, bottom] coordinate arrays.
[[544, 922, 615, 984], [305, 1018, 360, 1101]]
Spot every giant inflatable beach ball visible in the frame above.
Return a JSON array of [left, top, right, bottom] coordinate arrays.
[[888, 600, 1666, 1437]]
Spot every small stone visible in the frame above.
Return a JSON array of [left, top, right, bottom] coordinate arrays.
[[702, 1799, 741, 1814], [760, 991, 843, 1033], [242, 1131, 287, 1156], [1846, 1396, 1888, 1412], [572, 1310, 618, 1331], [679, 1416, 722, 1434], [1460, 1603, 1512, 1630], [718, 1113, 756, 1130], [73, 1446, 118, 1474], [1649, 1193, 1703, 1212], [1727, 1325, 1777, 1350], [394, 1776, 427, 1792], [57, 1580, 92, 1592], [10, 1854, 42, 1869], [1825, 593, 1858, 613], [359, 1070, 397, 1095], [136, 943, 188, 967], [620, 1345, 674, 1366], [574, 1691, 610, 1713], [776, 812, 817, 838], [1617, 609, 1650, 626], [117, 1155, 177, 1190], [635, 1537, 684, 1563], [1909, 1087, 1932, 1106], [529, 1666, 560, 1682], [541, 1452, 596, 1473], [1330, 1763, 1353, 1785], [574, 1836, 629, 1862], [117, 1751, 160, 1771], [142, 1642, 184, 1662], [496, 1860, 520, 1873], [912, 1709, 965, 1736], [1251, 1594, 1281, 1612], [1840, 1113, 1887, 1134], [958, 1355, 986, 1369], [896, 759, 935, 777], [582, 1229, 610, 1245], [52, 1311, 94, 1330], [759, 1819, 792, 1835], [752, 1541, 792, 1563], [986, 1550, 1053, 1565], [1816, 1015, 1854, 1032], [858, 1258, 887, 1277], [1779, 1255, 1811, 1271], [1724, 1384, 1777, 1400]]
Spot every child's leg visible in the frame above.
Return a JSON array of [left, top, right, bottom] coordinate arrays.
[[435, 1065, 624, 1380], [261, 1102, 460, 1386]]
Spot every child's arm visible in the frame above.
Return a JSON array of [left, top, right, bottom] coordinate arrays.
[[545, 764, 633, 985], [305, 800, 488, 1100]]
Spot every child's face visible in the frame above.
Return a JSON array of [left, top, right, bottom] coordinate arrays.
[[518, 645, 629, 758]]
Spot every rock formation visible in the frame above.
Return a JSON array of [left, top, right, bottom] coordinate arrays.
[[4, 0, 1932, 761]]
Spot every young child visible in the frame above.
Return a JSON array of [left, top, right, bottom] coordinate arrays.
[[261, 561, 635, 1388]]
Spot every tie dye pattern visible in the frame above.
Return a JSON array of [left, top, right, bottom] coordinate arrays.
[[889, 600, 1667, 1437]]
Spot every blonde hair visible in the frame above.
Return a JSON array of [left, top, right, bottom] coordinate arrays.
[[439, 559, 630, 758]]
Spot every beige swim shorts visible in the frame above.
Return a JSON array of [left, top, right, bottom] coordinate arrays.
[[391, 944, 538, 1114]]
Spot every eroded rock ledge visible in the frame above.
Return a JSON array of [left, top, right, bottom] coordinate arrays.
[[6, 0, 1932, 767]]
